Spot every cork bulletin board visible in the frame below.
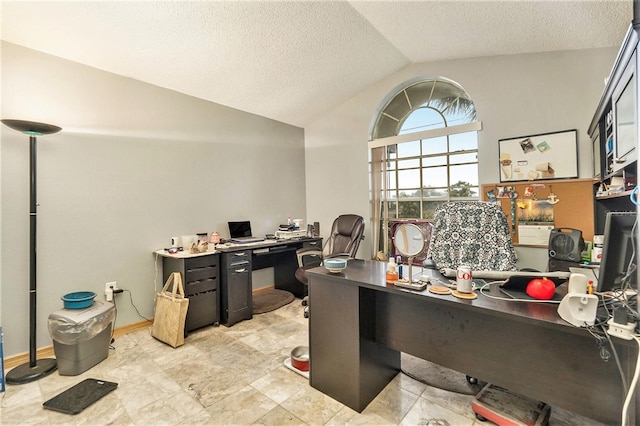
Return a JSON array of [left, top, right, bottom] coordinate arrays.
[[498, 129, 578, 182], [481, 178, 595, 246]]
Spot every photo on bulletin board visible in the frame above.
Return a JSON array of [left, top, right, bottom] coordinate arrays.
[[498, 129, 578, 182]]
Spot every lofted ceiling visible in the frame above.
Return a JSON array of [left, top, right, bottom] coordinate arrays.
[[0, 1, 634, 128]]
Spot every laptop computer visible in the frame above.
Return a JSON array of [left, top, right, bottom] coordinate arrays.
[[228, 221, 264, 243]]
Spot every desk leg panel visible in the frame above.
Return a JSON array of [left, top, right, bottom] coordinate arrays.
[[375, 291, 631, 425], [273, 250, 305, 298], [309, 277, 400, 412]]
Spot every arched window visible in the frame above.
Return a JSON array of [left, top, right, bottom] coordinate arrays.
[[369, 77, 482, 258]]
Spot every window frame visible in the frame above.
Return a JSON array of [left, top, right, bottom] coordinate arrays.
[[368, 78, 482, 258]]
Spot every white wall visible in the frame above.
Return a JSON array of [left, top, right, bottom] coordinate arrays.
[[304, 47, 618, 271], [1, 42, 306, 357]]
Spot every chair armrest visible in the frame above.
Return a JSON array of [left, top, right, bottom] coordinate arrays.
[[296, 247, 322, 268]]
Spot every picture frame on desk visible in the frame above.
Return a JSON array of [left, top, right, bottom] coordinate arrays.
[[498, 129, 578, 182]]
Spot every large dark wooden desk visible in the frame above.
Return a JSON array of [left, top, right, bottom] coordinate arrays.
[[307, 259, 638, 424]]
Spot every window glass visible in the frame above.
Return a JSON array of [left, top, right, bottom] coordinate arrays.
[[398, 169, 420, 189], [422, 155, 447, 167], [449, 152, 477, 165], [421, 166, 448, 187], [397, 158, 420, 169], [449, 131, 478, 152], [421, 136, 447, 154], [399, 108, 445, 134], [450, 163, 479, 186], [396, 140, 420, 157]]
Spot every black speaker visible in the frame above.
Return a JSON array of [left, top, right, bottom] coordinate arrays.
[[548, 228, 585, 262]]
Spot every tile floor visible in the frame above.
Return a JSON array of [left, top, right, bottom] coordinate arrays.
[[1, 299, 606, 425]]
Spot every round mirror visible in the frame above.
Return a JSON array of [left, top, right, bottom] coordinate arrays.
[[393, 223, 426, 257], [393, 223, 426, 283]]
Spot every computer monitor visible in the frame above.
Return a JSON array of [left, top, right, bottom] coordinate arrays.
[[228, 221, 252, 238], [597, 212, 637, 292]]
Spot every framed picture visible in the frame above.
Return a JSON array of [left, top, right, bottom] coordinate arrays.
[[498, 129, 578, 182]]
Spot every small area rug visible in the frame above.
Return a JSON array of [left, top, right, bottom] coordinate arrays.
[[401, 353, 485, 395], [253, 289, 295, 314]]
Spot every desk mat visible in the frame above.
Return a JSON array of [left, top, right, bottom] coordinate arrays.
[[500, 287, 563, 302], [43, 378, 117, 415]]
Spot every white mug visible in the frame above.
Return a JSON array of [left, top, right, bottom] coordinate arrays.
[[171, 237, 179, 247]]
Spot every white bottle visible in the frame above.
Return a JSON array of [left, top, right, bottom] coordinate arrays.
[[386, 257, 398, 283]]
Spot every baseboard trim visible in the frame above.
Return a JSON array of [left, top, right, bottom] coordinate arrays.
[[3, 319, 152, 370], [6, 288, 277, 370], [252, 285, 275, 295]]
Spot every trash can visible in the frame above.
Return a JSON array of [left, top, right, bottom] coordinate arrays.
[[48, 300, 115, 376]]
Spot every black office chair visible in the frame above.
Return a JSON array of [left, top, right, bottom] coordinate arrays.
[[425, 201, 517, 387], [295, 214, 365, 316]]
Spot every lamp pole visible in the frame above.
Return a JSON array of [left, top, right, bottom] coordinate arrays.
[[2, 119, 61, 384]]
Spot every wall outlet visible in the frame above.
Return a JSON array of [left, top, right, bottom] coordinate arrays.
[[105, 281, 117, 302]]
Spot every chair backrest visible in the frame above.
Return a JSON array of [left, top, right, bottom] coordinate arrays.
[[322, 214, 365, 259], [428, 201, 517, 272]]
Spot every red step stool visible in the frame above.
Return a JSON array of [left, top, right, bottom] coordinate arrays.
[[472, 384, 551, 426]]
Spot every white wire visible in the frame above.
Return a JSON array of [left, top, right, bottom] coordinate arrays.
[[478, 281, 562, 304], [621, 335, 640, 426], [153, 252, 159, 303]]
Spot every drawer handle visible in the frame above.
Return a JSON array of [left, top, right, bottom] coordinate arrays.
[[234, 252, 247, 256], [187, 266, 216, 273], [234, 268, 247, 273]]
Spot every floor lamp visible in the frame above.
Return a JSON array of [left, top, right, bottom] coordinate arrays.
[[2, 119, 61, 384]]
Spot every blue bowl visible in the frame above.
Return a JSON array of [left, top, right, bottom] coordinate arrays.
[[61, 291, 96, 309], [324, 258, 347, 273]]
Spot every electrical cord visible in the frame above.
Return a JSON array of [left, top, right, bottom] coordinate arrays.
[[154, 251, 160, 302], [586, 325, 611, 362], [621, 335, 640, 426], [109, 297, 118, 349], [123, 289, 151, 321], [478, 281, 562, 304]]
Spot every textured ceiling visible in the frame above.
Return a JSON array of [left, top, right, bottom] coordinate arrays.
[[0, 1, 633, 127]]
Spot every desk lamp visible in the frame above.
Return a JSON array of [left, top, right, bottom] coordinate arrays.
[[2, 119, 62, 384]]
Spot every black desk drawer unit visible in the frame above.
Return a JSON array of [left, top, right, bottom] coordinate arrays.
[[162, 253, 220, 332], [220, 250, 253, 326]]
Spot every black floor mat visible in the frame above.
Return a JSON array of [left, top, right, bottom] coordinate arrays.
[[43, 378, 118, 415]]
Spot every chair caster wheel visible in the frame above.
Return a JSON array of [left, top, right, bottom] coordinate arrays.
[[302, 300, 308, 306], [304, 310, 309, 318], [466, 375, 478, 385], [475, 413, 487, 421]]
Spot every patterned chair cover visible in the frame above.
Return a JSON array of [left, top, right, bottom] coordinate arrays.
[[428, 201, 518, 272]]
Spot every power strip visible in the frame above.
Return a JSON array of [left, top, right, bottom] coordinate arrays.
[[607, 318, 637, 340]]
